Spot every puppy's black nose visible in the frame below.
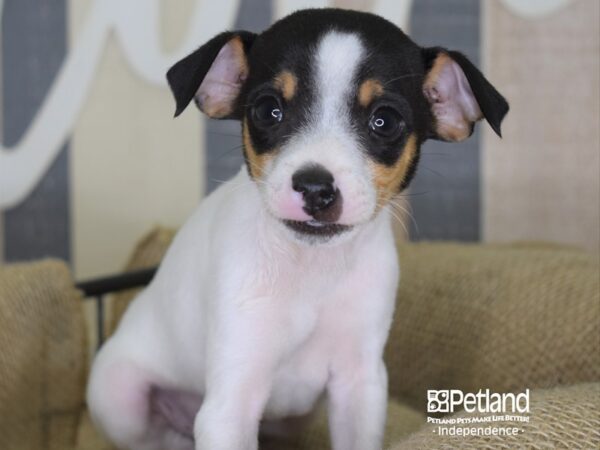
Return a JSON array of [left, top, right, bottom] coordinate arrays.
[[292, 165, 341, 222]]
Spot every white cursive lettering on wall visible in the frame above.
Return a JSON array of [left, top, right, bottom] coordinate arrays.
[[500, 0, 570, 19], [0, 0, 239, 209]]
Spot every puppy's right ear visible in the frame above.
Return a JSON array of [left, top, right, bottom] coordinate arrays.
[[166, 31, 256, 118], [422, 47, 509, 141]]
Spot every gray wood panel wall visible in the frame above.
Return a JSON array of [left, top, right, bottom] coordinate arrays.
[[2, 0, 71, 262], [409, 0, 481, 241]]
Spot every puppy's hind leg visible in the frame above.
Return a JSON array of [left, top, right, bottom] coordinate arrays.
[[86, 348, 169, 450], [86, 353, 149, 448]]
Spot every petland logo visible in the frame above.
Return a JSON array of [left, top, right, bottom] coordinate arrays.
[[428, 389, 530, 414]]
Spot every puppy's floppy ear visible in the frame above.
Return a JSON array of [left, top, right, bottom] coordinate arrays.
[[166, 31, 256, 119], [422, 47, 509, 141]]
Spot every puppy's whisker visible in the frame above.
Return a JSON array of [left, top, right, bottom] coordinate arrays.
[[395, 190, 431, 198], [388, 198, 420, 237], [209, 177, 234, 185], [252, 179, 271, 189], [382, 73, 421, 87], [421, 152, 449, 157], [258, 59, 277, 76], [232, 175, 270, 190], [243, 158, 271, 180], [230, 182, 264, 197], [419, 165, 448, 181], [210, 179, 251, 192], [240, 158, 275, 187], [361, 36, 393, 64], [381, 203, 409, 237], [207, 144, 245, 164]]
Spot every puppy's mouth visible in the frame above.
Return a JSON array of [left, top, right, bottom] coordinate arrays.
[[282, 219, 352, 237]]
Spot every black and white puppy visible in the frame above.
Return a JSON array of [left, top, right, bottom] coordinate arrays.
[[87, 8, 508, 450]]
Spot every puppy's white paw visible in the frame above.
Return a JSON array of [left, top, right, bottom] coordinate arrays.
[[193, 403, 258, 450]]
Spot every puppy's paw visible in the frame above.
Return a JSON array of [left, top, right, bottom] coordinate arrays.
[[193, 403, 258, 450]]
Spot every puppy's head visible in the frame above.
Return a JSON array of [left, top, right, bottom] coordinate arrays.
[[167, 9, 508, 244]]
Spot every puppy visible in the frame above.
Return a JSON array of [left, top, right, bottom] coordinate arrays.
[[87, 8, 508, 450]]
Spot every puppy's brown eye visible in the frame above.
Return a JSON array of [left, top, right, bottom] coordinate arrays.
[[253, 95, 283, 127], [369, 107, 403, 139]]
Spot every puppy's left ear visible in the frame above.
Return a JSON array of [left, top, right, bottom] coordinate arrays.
[[422, 47, 509, 141], [167, 31, 256, 118]]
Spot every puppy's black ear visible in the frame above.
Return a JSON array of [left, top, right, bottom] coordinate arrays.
[[422, 47, 509, 141], [167, 31, 256, 118]]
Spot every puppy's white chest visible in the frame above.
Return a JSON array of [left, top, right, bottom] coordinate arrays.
[[262, 272, 376, 419], [265, 331, 330, 419], [258, 271, 348, 418]]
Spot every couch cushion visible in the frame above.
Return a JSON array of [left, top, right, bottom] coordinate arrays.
[[0, 260, 87, 450], [386, 242, 600, 412], [108, 228, 175, 335], [391, 382, 600, 449], [261, 399, 424, 449], [76, 410, 115, 450]]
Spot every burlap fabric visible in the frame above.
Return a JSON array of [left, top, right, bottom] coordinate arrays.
[[259, 400, 425, 450], [0, 260, 87, 450], [387, 242, 600, 412], [108, 228, 174, 335], [75, 411, 117, 450], [392, 382, 600, 449]]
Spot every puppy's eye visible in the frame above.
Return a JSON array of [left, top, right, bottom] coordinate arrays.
[[253, 95, 283, 127], [369, 107, 404, 139]]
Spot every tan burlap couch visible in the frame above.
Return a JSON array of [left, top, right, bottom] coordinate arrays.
[[1, 228, 598, 449]]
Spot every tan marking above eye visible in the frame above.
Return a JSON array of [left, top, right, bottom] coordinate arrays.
[[358, 79, 384, 107], [242, 119, 274, 180], [274, 71, 297, 101], [370, 133, 418, 207]]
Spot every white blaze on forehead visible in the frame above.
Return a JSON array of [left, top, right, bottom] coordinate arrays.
[[313, 31, 364, 127], [264, 31, 375, 228]]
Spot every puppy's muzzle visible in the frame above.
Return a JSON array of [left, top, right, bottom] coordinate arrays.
[[292, 164, 342, 223]]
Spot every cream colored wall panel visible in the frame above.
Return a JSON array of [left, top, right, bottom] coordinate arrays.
[[333, 0, 375, 10], [483, 0, 599, 253], [70, 0, 202, 279]]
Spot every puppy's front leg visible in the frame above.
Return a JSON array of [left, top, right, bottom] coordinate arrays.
[[327, 357, 388, 450], [194, 299, 285, 450], [194, 368, 273, 450]]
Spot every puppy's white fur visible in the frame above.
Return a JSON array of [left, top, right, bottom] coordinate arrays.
[[87, 31, 399, 450]]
